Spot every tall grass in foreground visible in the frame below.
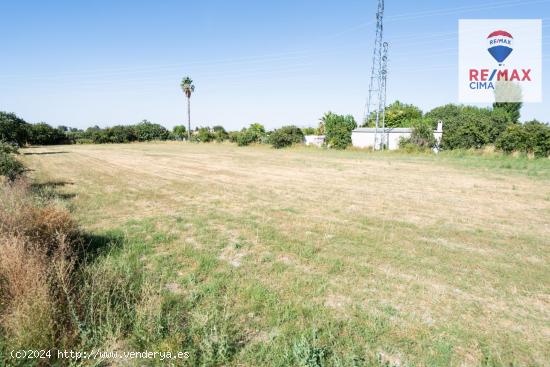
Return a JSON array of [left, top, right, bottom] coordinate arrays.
[[0, 180, 253, 366], [0, 180, 80, 355]]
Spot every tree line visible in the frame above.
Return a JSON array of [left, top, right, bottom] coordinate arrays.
[[1, 101, 549, 158]]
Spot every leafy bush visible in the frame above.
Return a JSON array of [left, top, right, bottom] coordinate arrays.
[[399, 120, 436, 151], [88, 129, 110, 144], [0, 141, 19, 155], [106, 125, 137, 143], [493, 102, 522, 123], [0, 111, 29, 146], [323, 112, 357, 150], [0, 151, 25, 181], [172, 125, 187, 140], [75, 121, 170, 144], [212, 126, 229, 142], [496, 120, 550, 158], [425, 104, 512, 150], [248, 123, 265, 136], [193, 127, 215, 142], [234, 123, 266, 146], [235, 130, 257, 146], [269, 126, 304, 149], [27, 122, 67, 145], [365, 101, 423, 128], [0, 140, 25, 185], [228, 131, 240, 143], [495, 125, 526, 154], [134, 120, 170, 142]]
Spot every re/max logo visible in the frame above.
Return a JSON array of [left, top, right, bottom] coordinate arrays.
[[469, 69, 532, 82], [488, 38, 512, 46]]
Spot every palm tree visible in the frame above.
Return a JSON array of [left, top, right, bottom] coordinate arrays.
[[180, 76, 195, 140]]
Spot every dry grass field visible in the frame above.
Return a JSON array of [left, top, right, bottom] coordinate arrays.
[[22, 142, 550, 366]]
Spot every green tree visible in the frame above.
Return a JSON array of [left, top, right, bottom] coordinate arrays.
[[0, 112, 29, 146], [195, 127, 215, 142], [212, 126, 229, 142], [234, 123, 266, 146], [318, 112, 332, 135], [180, 76, 195, 141], [27, 123, 67, 145], [323, 112, 357, 150], [134, 120, 170, 141], [269, 126, 304, 149], [399, 119, 436, 150], [248, 123, 265, 136], [106, 125, 137, 143], [172, 125, 187, 140], [495, 120, 550, 157], [495, 124, 527, 154], [0, 152, 25, 181], [524, 120, 550, 158], [425, 104, 511, 150], [0, 141, 19, 155], [365, 101, 423, 128], [493, 102, 522, 123]]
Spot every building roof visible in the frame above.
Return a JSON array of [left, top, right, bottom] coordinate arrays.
[[353, 128, 413, 133]]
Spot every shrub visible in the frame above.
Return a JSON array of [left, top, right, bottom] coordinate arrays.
[[365, 101, 423, 128], [269, 126, 304, 149], [495, 124, 527, 154], [323, 112, 357, 150], [235, 130, 257, 146], [524, 121, 550, 158], [399, 120, 436, 151], [234, 123, 266, 146], [425, 104, 512, 150], [248, 123, 265, 136], [27, 122, 68, 145], [0, 151, 25, 181], [493, 102, 522, 123], [0, 141, 19, 155], [134, 120, 170, 142], [212, 126, 229, 142], [194, 127, 215, 142], [228, 131, 240, 143], [496, 120, 550, 158], [0, 111, 29, 146], [106, 125, 137, 143], [172, 125, 187, 140]]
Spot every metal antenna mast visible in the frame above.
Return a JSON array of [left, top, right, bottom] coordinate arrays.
[[364, 0, 385, 150], [379, 42, 389, 149]]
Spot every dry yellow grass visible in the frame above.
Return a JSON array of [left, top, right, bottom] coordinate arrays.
[[0, 181, 81, 354], [22, 142, 550, 366]]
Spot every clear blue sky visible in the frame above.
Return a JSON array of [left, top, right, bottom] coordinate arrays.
[[1, 0, 548, 130]]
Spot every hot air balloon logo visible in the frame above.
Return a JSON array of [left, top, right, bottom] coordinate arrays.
[[487, 30, 514, 64]]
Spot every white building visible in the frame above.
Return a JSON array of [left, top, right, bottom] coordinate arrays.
[[304, 135, 325, 147], [352, 121, 443, 150]]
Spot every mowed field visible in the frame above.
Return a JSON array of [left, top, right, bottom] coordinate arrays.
[[23, 143, 550, 366]]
